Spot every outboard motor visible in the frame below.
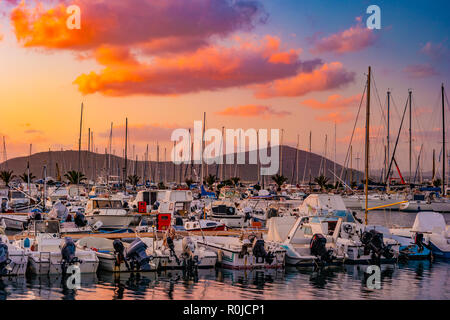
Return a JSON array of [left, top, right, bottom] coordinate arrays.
[[252, 239, 274, 264], [165, 235, 180, 265], [361, 229, 393, 261], [414, 232, 431, 252], [74, 212, 88, 228], [181, 237, 198, 273], [0, 238, 11, 275], [175, 217, 184, 226], [113, 239, 129, 270], [310, 234, 333, 263], [125, 238, 152, 271], [61, 237, 80, 274]]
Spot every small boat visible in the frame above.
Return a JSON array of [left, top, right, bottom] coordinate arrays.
[[184, 219, 226, 232], [0, 226, 28, 276], [77, 236, 159, 272], [0, 214, 28, 231], [84, 198, 135, 229], [15, 220, 99, 275], [207, 200, 248, 228], [196, 233, 285, 269], [390, 211, 450, 259], [142, 230, 217, 269]]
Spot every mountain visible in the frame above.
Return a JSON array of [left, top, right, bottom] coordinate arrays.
[[0, 146, 361, 184]]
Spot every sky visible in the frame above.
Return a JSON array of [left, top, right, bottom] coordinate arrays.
[[0, 0, 449, 178]]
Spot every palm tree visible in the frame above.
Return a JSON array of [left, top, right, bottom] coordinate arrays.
[[64, 170, 86, 184], [314, 175, 330, 191], [127, 174, 140, 186], [271, 174, 288, 191], [158, 182, 166, 189], [230, 177, 240, 186], [206, 174, 216, 188], [185, 178, 194, 188], [0, 170, 15, 186], [433, 178, 442, 188], [19, 172, 36, 183]]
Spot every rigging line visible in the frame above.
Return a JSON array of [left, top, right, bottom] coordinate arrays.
[[338, 80, 367, 183], [385, 96, 409, 183], [371, 72, 388, 128]]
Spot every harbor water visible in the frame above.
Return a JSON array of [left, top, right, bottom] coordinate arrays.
[[1, 210, 449, 300]]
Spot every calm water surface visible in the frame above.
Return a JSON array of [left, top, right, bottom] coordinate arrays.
[[1, 211, 448, 300]]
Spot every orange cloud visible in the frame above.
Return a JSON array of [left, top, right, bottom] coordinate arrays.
[[216, 105, 291, 118], [10, 0, 267, 52], [302, 94, 361, 110], [254, 62, 355, 98], [74, 37, 307, 96], [311, 23, 377, 54], [315, 111, 354, 124]]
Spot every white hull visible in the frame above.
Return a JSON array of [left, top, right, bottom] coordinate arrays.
[[400, 201, 433, 212], [97, 253, 159, 272], [197, 239, 285, 270], [2, 252, 28, 276], [86, 215, 134, 229], [27, 251, 99, 275], [0, 215, 27, 230]]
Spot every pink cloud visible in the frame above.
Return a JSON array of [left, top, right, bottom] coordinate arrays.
[[301, 94, 361, 110], [253, 62, 355, 98], [315, 111, 354, 124], [421, 40, 449, 60], [11, 0, 267, 53], [403, 64, 439, 78], [311, 23, 378, 54], [216, 105, 291, 118]]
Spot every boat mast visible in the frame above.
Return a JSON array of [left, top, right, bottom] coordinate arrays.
[[386, 90, 390, 189], [409, 89, 412, 187], [77, 103, 84, 195], [364, 66, 371, 225], [334, 122, 337, 187], [123, 118, 128, 192], [442, 84, 446, 195], [108, 122, 113, 186]]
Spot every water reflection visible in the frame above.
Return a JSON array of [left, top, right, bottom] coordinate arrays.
[[0, 262, 448, 300]]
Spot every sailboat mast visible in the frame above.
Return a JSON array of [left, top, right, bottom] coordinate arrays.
[[386, 90, 390, 187], [409, 89, 412, 186], [364, 66, 371, 225], [77, 103, 84, 191], [123, 118, 128, 192], [442, 84, 446, 195]]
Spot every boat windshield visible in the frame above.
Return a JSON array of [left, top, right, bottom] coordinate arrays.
[[212, 205, 235, 215], [10, 191, 25, 199], [34, 220, 60, 234], [93, 200, 123, 209]]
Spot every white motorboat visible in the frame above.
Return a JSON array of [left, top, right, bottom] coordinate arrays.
[[196, 234, 285, 269], [84, 198, 135, 229], [207, 200, 248, 228], [142, 234, 217, 269], [268, 216, 344, 266], [15, 220, 99, 275], [390, 211, 449, 259], [0, 227, 28, 276], [77, 236, 159, 272]]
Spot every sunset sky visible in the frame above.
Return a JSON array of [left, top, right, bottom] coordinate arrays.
[[0, 0, 449, 176]]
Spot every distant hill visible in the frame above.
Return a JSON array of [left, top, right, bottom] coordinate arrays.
[[0, 146, 362, 184]]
